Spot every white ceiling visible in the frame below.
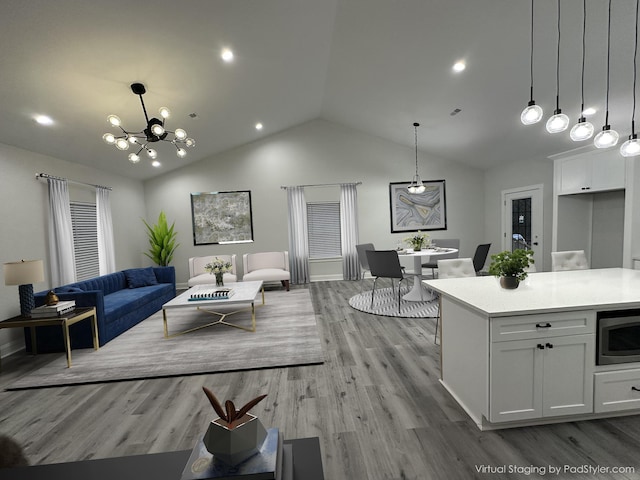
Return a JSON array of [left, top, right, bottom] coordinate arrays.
[[1, 0, 638, 180]]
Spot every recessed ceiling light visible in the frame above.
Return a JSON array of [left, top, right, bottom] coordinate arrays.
[[221, 48, 234, 63], [452, 61, 466, 73], [582, 107, 596, 116], [35, 115, 54, 125], [255, 123, 263, 131]]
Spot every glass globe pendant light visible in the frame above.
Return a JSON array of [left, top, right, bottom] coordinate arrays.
[[407, 123, 426, 194], [594, 0, 619, 149], [546, 0, 569, 134], [621, 0, 640, 157], [570, 0, 595, 142], [521, 0, 543, 125]]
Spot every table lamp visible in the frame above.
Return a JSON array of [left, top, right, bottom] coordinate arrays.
[[3, 259, 45, 317]]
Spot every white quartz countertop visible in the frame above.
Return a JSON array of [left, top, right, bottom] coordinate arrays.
[[423, 268, 640, 316]]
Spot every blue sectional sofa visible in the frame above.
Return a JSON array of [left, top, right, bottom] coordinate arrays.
[[28, 266, 176, 353]]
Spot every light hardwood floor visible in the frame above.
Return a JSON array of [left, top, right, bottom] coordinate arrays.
[[2, 281, 640, 479]]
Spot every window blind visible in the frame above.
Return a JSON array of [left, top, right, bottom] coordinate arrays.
[[307, 202, 342, 259], [70, 202, 100, 281]]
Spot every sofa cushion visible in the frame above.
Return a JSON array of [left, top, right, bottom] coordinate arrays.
[[57, 285, 84, 293], [124, 267, 158, 288], [243, 268, 290, 283]]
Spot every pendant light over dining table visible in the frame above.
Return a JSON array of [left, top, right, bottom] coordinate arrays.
[[569, 0, 595, 141], [407, 122, 425, 194]]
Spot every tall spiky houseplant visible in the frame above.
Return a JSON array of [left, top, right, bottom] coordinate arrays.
[[143, 211, 179, 266]]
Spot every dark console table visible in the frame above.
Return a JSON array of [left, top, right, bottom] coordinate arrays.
[[1, 437, 324, 480]]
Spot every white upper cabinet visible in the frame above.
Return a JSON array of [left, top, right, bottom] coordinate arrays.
[[556, 150, 625, 195]]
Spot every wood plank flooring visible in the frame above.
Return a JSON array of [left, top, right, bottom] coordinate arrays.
[[2, 280, 640, 479]]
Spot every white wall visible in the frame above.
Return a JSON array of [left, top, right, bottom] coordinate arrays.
[[0, 143, 147, 356], [144, 119, 486, 285], [484, 156, 555, 272]]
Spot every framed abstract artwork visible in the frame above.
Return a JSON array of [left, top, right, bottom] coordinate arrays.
[[190, 190, 254, 245], [389, 180, 447, 233]]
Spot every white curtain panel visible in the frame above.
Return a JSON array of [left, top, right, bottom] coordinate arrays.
[[340, 184, 360, 281], [286, 186, 310, 284], [96, 187, 116, 275], [47, 178, 76, 286]]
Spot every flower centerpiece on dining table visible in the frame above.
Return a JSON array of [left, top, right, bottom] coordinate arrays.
[[204, 257, 233, 286], [404, 231, 429, 252]]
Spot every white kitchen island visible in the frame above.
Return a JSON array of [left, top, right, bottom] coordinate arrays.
[[424, 268, 640, 430]]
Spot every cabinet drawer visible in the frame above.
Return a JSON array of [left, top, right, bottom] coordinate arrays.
[[491, 311, 595, 342], [594, 369, 640, 413]]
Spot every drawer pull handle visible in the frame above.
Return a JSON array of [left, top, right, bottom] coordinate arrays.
[[537, 344, 545, 350], [536, 323, 552, 328], [545, 343, 554, 349], [632, 386, 640, 392]]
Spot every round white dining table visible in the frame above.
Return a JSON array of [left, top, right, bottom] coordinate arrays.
[[398, 248, 459, 301]]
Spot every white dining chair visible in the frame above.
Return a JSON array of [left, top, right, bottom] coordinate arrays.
[[551, 250, 589, 272], [432, 258, 476, 344]]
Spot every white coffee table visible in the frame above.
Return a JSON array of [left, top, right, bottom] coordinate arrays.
[[162, 281, 263, 337]]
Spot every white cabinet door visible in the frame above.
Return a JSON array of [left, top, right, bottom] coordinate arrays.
[[557, 152, 625, 195], [489, 339, 544, 423], [542, 335, 594, 417], [489, 335, 594, 423]]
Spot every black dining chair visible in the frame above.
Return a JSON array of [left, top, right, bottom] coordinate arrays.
[[366, 250, 414, 313], [355, 243, 375, 292], [472, 243, 491, 275]]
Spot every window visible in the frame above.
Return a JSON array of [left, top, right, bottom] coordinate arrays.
[[69, 202, 100, 281], [307, 202, 341, 259]]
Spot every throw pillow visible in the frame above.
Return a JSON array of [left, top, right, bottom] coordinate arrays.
[[56, 286, 84, 293], [124, 267, 158, 288]]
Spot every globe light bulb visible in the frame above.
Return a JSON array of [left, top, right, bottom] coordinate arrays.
[[147, 148, 157, 159], [151, 124, 165, 136], [569, 119, 594, 141], [185, 138, 196, 147], [107, 115, 121, 127], [521, 103, 543, 125], [620, 136, 640, 157], [546, 112, 570, 133], [176, 148, 187, 158], [159, 107, 170, 119], [115, 138, 130, 150], [102, 133, 116, 144], [128, 153, 140, 164], [174, 128, 187, 140], [594, 127, 619, 148], [128, 136, 138, 144]]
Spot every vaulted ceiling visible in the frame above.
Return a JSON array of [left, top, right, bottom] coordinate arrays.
[[1, 0, 638, 180]]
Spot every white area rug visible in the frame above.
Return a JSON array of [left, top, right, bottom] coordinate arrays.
[[349, 287, 439, 318], [8, 289, 324, 390]]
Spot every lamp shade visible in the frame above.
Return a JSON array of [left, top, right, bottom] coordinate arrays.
[[4, 259, 44, 286]]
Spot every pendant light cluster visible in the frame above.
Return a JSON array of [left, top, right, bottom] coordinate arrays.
[[520, 0, 640, 157], [407, 122, 426, 194]]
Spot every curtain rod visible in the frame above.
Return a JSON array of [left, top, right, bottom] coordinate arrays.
[[35, 173, 112, 191], [280, 181, 361, 189]]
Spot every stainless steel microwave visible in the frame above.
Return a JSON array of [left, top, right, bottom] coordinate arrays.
[[598, 309, 640, 365]]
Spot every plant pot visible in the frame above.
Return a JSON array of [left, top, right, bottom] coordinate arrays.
[[202, 414, 267, 466], [499, 276, 520, 289]]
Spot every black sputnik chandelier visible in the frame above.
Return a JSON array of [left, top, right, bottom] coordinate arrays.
[[102, 83, 195, 166]]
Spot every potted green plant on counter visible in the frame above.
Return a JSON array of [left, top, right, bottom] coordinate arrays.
[[143, 211, 179, 266], [488, 249, 534, 289]]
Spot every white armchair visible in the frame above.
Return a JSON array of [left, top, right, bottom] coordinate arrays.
[[551, 250, 589, 272], [242, 251, 290, 291], [187, 255, 238, 287]]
